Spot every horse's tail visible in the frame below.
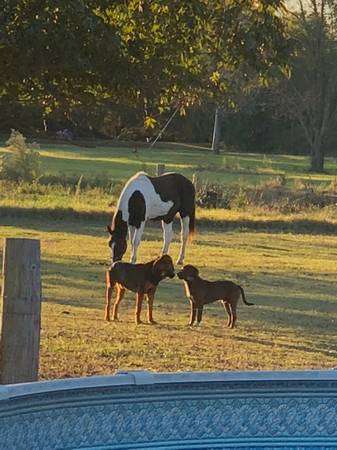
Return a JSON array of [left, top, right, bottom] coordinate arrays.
[[180, 176, 196, 241], [239, 285, 254, 306]]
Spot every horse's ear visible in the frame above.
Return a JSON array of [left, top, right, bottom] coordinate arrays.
[[106, 225, 113, 235]]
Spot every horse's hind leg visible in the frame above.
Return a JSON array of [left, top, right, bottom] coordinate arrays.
[[161, 221, 173, 255], [130, 221, 145, 264], [177, 215, 190, 265]]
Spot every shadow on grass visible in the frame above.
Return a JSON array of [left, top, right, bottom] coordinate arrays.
[[232, 334, 337, 358], [2, 206, 337, 236]]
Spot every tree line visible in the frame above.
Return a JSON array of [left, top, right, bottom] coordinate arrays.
[[0, 1, 336, 171]]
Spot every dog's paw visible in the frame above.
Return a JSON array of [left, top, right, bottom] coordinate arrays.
[[135, 319, 143, 325], [112, 317, 119, 322], [148, 319, 158, 325]]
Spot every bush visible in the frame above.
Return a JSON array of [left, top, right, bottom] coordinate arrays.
[[196, 181, 234, 209], [0, 130, 42, 182]]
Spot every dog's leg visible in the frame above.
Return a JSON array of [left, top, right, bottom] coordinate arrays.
[[112, 286, 125, 321], [189, 300, 197, 326], [146, 288, 157, 324], [104, 271, 114, 322], [130, 222, 145, 264], [161, 221, 173, 255], [177, 216, 190, 265], [135, 292, 144, 325], [196, 306, 204, 326], [222, 301, 232, 327]]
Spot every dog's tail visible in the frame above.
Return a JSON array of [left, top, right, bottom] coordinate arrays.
[[239, 285, 254, 306], [180, 175, 196, 241]]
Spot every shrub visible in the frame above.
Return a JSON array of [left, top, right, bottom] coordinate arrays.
[[260, 174, 287, 189], [329, 177, 337, 193], [0, 130, 41, 182], [230, 188, 249, 209], [196, 181, 233, 209]]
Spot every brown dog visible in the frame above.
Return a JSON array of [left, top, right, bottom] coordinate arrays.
[[177, 265, 253, 328], [105, 254, 175, 325]]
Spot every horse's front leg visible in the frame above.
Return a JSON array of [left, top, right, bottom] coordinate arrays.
[[161, 221, 173, 255], [177, 216, 190, 265], [130, 221, 145, 264]]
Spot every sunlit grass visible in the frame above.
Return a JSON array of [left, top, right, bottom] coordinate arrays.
[[1, 219, 336, 380], [1, 142, 337, 186]]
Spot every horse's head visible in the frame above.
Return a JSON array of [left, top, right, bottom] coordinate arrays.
[[107, 211, 128, 262]]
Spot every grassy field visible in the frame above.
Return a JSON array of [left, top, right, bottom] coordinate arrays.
[[1, 141, 337, 215], [1, 141, 337, 379], [1, 217, 337, 379], [1, 141, 337, 187]]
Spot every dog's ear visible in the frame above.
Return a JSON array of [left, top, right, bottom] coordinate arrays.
[[152, 256, 162, 272], [106, 225, 113, 235], [185, 265, 199, 279], [152, 256, 168, 277]]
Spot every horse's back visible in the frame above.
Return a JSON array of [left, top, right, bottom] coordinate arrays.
[[117, 171, 195, 223]]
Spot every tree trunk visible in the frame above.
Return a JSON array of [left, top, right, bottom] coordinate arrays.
[[310, 137, 324, 172], [212, 107, 221, 155]]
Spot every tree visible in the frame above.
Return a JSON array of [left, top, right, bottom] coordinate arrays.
[[0, 0, 290, 137], [0, 0, 122, 127], [276, 0, 337, 171]]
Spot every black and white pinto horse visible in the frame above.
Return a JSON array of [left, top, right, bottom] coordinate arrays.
[[107, 172, 195, 265]]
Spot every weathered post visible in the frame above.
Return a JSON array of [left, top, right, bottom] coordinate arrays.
[[157, 164, 166, 176], [0, 238, 41, 384]]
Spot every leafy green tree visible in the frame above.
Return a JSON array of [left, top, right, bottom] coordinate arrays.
[[276, 0, 337, 171], [206, 0, 291, 153], [108, 1, 290, 127], [0, 0, 122, 127], [0, 0, 290, 137]]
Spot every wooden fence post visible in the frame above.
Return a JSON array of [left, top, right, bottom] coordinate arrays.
[[0, 238, 41, 384], [157, 164, 166, 176]]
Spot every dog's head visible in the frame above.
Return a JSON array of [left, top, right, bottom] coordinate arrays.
[[177, 264, 199, 281], [152, 254, 175, 280]]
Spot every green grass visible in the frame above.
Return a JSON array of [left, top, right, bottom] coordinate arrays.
[[1, 141, 337, 217], [1, 142, 337, 187], [1, 218, 336, 380]]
